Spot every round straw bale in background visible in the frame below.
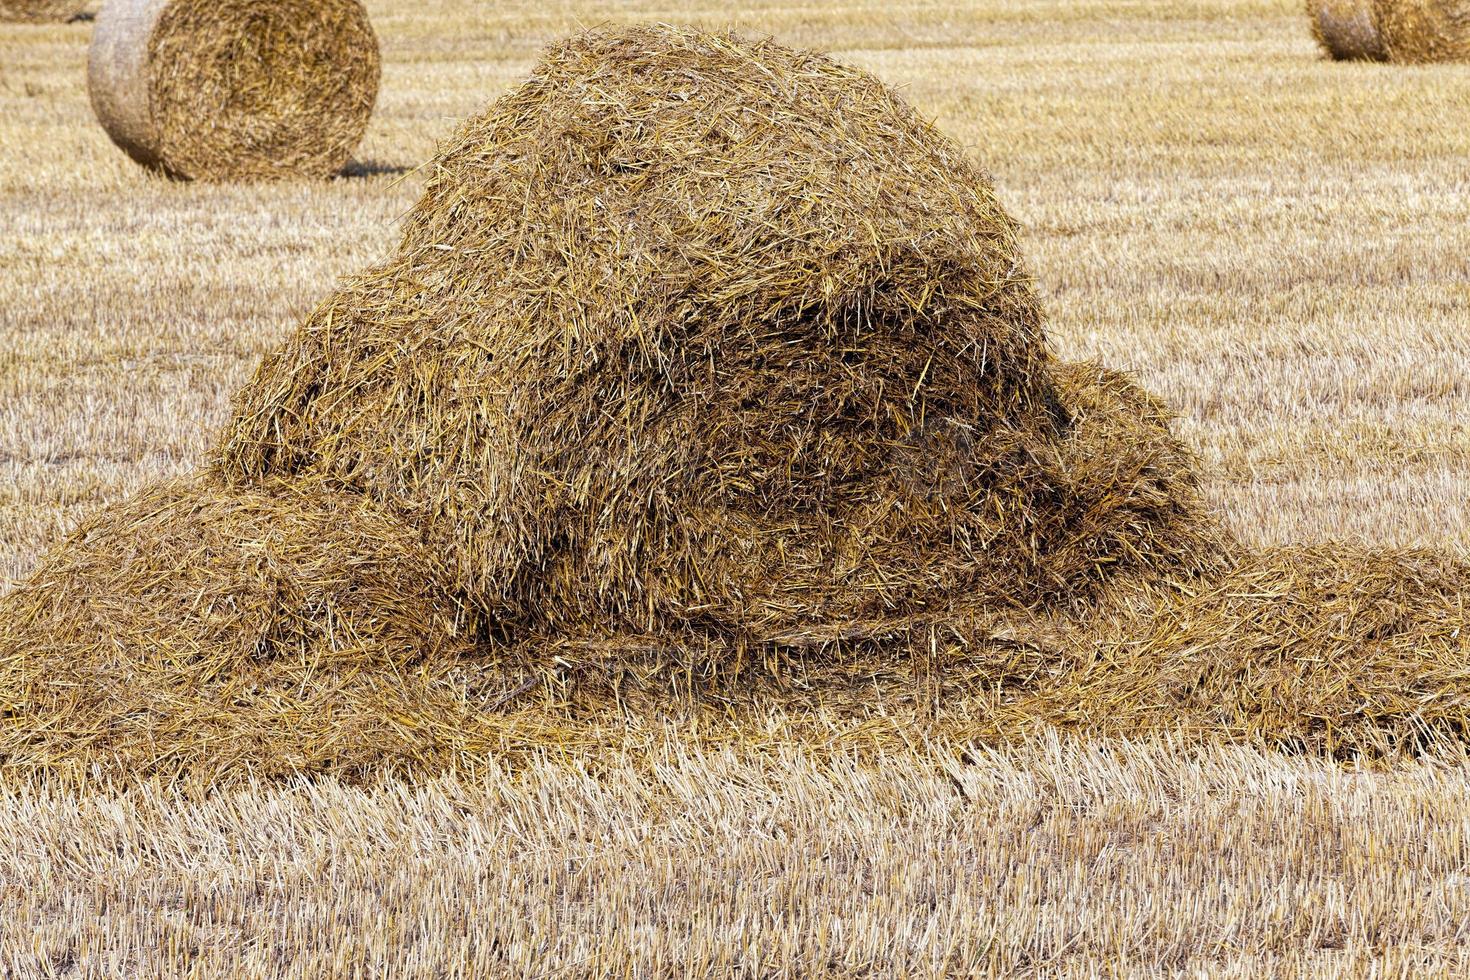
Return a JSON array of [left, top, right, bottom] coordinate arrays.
[[1372, 0, 1470, 62], [87, 0, 380, 180], [1307, 0, 1388, 59], [0, 0, 86, 21]]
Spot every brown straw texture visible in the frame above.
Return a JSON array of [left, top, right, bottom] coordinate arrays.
[[0, 0, 85, 21], [4, 26, 1470, 783], [219, 25, 1222, 646], [0, 474, 486, 781], [87, 0, 380, 180], [1372, 0, 1470, 62], [1307, 0, 1389, 59]]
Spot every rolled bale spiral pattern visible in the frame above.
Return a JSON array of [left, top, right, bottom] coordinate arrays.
[[1373, 0, 1470, 62], [87, 0, 381, 180]]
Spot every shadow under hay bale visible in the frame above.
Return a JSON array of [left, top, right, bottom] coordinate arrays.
[[1308, 0, 1389, 59], [0, 0, 85, 21], [1372, 0, 1470, 62], [87, 0, 380, 180]]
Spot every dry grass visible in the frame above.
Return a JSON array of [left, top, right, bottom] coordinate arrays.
[[4, 734, 1470, 977], [3, 0, 1470, 973]]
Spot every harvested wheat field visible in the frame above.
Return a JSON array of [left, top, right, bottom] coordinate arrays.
[[3, 0, 1470, 975]]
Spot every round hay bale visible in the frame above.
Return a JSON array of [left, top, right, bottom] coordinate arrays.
[[1308, 0, 1389, 59], [87, 0, 380, 180], [1372, 0, 1470, 62], [218, 25, 1223, 647], [0, 0, 86, 21]]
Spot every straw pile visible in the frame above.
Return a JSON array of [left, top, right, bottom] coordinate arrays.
[[0, 0, 85, 21], [1307, 0, 1388, 59], [87, 0, 380, 180], [219, 26, 1222, 652], [1372, 0, 1470, 62], [0, 475, 490, 779], [3, 25, 1470, 781], [529, 547, 1470, 761], [975, 546, 1470, 755]]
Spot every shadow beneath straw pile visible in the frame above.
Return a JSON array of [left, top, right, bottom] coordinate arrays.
[[339, 160, 414, 179]]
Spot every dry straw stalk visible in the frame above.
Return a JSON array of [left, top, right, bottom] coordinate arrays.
[[1372, 0, 1470, 62], [87, 0, 381, 180]]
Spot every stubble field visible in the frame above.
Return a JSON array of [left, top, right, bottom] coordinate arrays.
[[2, 0, 1469, 975]]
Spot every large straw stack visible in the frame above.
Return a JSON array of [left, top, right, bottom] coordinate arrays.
[[1372, 0, 1470, 62], [87, 0, 380, 180], [0, 0, 86, 21], [1307, 0, 1389, 59], [218, 25, 1223, 650], [4, 26, 1470, 782], [0, 475, 484, 779]]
